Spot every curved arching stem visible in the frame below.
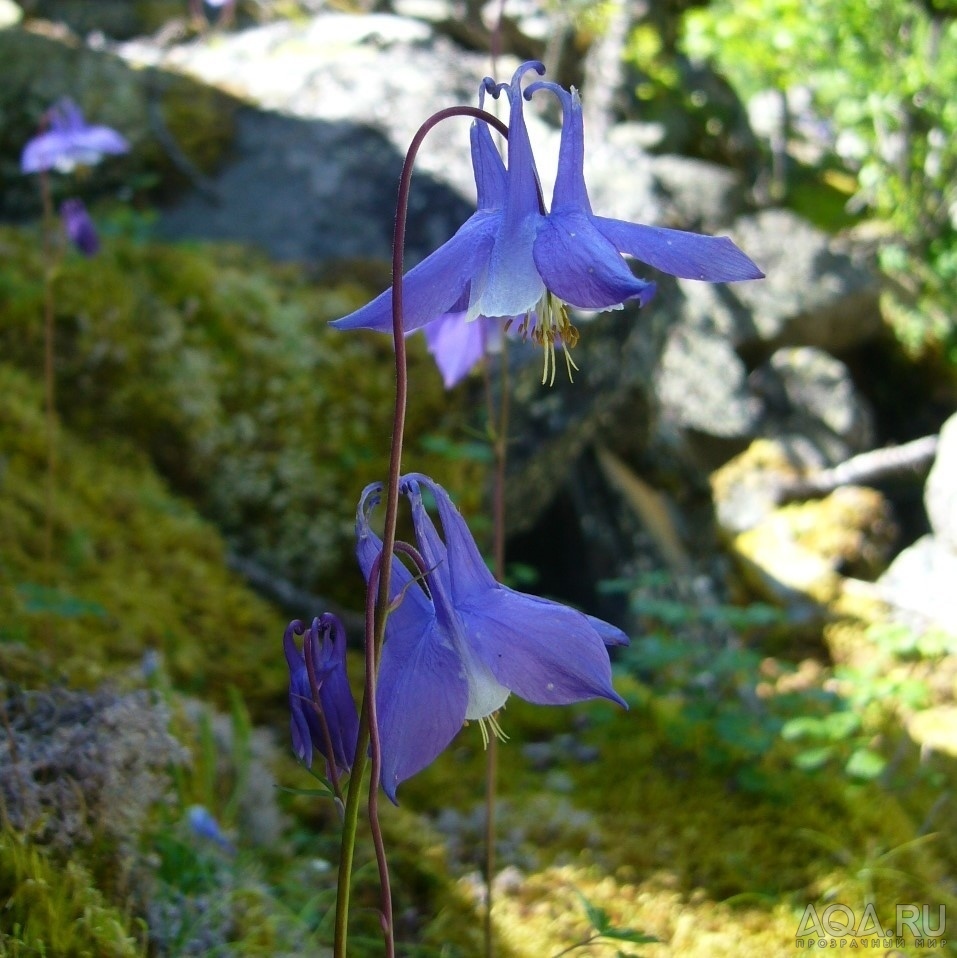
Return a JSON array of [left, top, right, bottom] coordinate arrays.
[[333, 105, 510, 958]]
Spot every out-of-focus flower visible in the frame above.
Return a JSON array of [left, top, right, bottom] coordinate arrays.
[[283, 615, 359, 778], [21, 99, 129, 175], [187, 805, 234, 852], [333, 61, 763, 383], [356, 474, 628, 802], [423, 311, 502, 388], [60, 198, 99, 257]]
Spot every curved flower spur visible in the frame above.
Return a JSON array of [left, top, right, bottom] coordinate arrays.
[[356, 474, 628, 803], [333, 61, 763, 384]]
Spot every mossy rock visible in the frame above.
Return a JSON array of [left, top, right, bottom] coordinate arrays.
[[0, 26, 236, 218], [731, 487, 896, 609], [0, 226, 481, 608]]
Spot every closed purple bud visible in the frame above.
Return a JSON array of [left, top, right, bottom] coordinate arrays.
[[60, 199, 99, 256]]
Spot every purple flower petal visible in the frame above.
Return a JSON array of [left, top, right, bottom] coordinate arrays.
[[586, 613, 630, 647], [313, 614, 360, 773], [356, 482, 435, 635], [471, 118, 506, 211], [467, 64, 548, 320], [526, 81, 590, 214], [330, 211, 501, 333], [375, 609, 468, 803], [466, 589, 627, 707], [401, 474, 497, 603], [533, 208, 657, 310], [423, 311, 500, 388], [594, 218, 765, 282], [402, 474, 626, 707], [73, 124, 130, 159]]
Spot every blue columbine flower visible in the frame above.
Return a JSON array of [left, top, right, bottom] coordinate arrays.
[[356, 474, 628, 802], [60, 198, 100, 257], [333, 61, 763, 382], [283, 615, 359, 777], [21, 99, 129, 175]]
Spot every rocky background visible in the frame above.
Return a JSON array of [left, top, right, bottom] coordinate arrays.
[[1, 1, 956, 956]]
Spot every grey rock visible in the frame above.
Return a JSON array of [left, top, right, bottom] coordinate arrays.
[[648, 152, 748, 232], [925, 411, 957, 550], [880, 534, 957, 635], [156, 107, 473, 265], [656, 324, 761, 438], [679, 208, 881, 354], [750, 346, 875, 468]]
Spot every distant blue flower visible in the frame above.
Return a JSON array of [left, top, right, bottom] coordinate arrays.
[[21, 99, 129, 175], [187, 805, 234, 852], [60, 199, 99, 257], [283, 615, 359, 777], [333, 61, 763, 382], [356, 474, 627, 802]]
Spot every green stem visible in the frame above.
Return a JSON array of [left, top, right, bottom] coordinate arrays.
[[39, 172, 58, 574]]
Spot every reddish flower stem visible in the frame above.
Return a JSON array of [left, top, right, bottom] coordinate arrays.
[[333, 105, 509, 958]]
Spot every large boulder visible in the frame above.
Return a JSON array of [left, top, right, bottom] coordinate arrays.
[[749, 346, 876, 469], [925, 411, 957, 551], [880, 411, 957, 635], [679, 209, 882, 355], [0, 25, 236, 218]]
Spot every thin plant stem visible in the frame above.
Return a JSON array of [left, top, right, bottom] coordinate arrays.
[[363, 554, 394, 957], [333, 105, 509, 958], [481, 334, 510, 958], [38, 172, 58, 574]]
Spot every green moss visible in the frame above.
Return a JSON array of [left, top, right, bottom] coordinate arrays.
[[0, 361, 287, 713], [0, 828, 145, 958]]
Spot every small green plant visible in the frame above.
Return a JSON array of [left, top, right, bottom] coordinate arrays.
[[0, 828, 145, 958], [551, 893, 658, 956]]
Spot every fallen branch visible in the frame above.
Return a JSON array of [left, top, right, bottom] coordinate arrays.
[[777, 434, 938, 502], [226, 551, 363, 634]]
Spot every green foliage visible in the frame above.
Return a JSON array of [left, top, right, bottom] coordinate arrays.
[[602, 573, 940, 788], [553, 892, 658, 956], [0, 829, 145, 958], [683, 0, 957, 359]]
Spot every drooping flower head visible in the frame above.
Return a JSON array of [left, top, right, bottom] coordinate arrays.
[[60, 198, 99, 257], [356, 474, 628, 802], [333, 61, 763, 383], [21, 99, 129, 175], [283, 614, 359, 777]]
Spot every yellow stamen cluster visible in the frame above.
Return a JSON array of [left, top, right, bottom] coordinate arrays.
[[506, 291, 580, 386], [470, 711, 510, 749]]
